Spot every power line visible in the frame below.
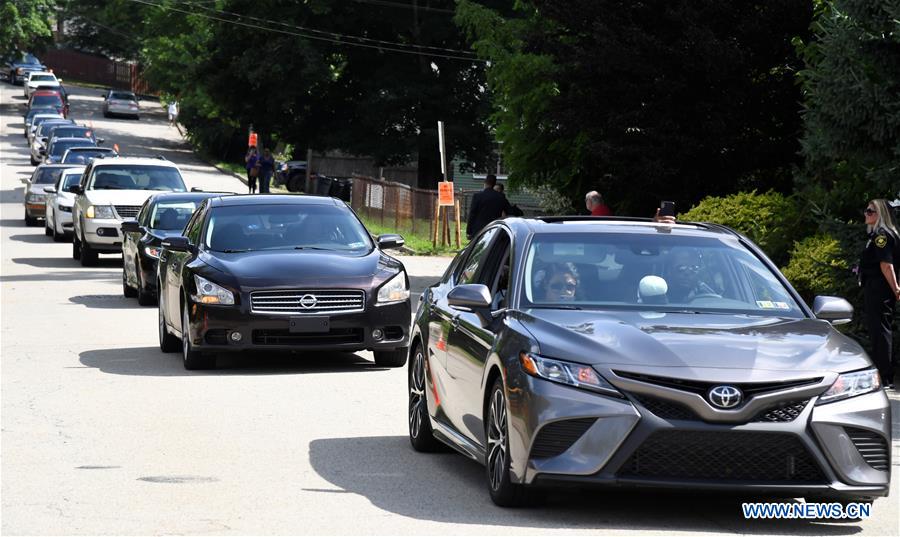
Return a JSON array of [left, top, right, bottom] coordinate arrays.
[[125, 0, 485, 63], [170, 0, 475, 56], [350, 0, 456, 15]]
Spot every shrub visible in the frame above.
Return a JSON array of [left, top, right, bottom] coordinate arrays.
[[681, 190, 810, 265], [781, 233, 854, 304]]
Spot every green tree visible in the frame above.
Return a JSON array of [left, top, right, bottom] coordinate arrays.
[[57, 0, 147, 60], [0, 0, 57, 57], [457, 0, 813, 214]]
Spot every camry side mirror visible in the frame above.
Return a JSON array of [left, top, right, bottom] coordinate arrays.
[[812, 296, 853, 325], [448, 284, 493, 327], [43, 186, 56, 193], [377, 234, 405, 250], [120, 220, 142, 234], [161, 236, 191, 252]]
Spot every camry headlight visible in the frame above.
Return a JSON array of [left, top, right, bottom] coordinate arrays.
[[520, 353, 622, 397], [817, 368, 881, 405], [86, 205, 114, 218], [377, 271, 409, 304], [144, 246, 161, 259], [191, 275, 234, 305]]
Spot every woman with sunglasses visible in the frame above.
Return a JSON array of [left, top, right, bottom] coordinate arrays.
[[860, 199, 900, 389]]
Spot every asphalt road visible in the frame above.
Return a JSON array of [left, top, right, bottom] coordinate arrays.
[[2, 83, 898, 535]]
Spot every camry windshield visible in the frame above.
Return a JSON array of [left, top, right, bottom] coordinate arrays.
[[150, 201, 198, 230], [521, 232, 803, 317], [89, 165, 187, 191], [205, 204, 373, 253]]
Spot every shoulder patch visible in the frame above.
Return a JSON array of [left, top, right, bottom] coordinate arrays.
[[875, 235, 887, 248]]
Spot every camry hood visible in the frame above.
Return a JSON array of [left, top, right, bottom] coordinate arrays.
[[83, 189, 170, 207], [200, 249, 402, 289], [519, 308, 870, 377]]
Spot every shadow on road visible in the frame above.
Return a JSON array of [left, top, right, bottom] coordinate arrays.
[[0, 187, 24, 203], [308, 436, 865, 534], [79, 346, 389, 377]]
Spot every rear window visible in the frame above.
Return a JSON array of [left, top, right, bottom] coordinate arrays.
[[62, 149, 113, 164], [89, 165, 186, 192], [50, 140, 92, 156], [110, 92, 136, 101], [33, 167, 68, 184], [31, 95, 62, 107], [51, 127, 93, 139]]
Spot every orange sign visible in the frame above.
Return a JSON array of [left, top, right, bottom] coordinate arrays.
[[248, 132, 258, 148], [438, 181, 454, 206]]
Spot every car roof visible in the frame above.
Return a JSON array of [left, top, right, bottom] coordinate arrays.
[[91, 157, 180, 168], [208, 194, 342, 207], [60, 166, 86, 174], [148, 191, 231, 204], [27, 71, 55, 77], [501, 216, 743, 241]]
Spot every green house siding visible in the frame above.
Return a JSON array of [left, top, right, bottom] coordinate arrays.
[[451, 159, 541, 211]]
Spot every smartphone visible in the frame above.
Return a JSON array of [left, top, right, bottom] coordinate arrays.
[[659, 200, 676, 217]]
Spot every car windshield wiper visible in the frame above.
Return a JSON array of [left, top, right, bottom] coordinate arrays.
[[529, 304, 583, 310], [294, 246, 333, 251], [220, 248, 252, 253]]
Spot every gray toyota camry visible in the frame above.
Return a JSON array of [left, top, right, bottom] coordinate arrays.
[[408, 216, 891, 507]]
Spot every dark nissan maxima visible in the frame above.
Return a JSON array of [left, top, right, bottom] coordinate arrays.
[[409, 216, 891, 507], [157, 195, 410, 370], [122, 191, 228, 305]]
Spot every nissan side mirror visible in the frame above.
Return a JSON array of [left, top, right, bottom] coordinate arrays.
[[377, 234, 405, 250], [161, 236, 191, 252], [120, 220, 142, 234], [43, 186, 56, 193], [812, 296, 853, 325], [447, 284, 493, 327]]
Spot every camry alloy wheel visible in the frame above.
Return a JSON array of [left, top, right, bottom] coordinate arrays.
[[487, 386, 508, 492], [409, 348, 426, 439]]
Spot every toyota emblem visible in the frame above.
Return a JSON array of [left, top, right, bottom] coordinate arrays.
[[299, 294, 318, 309], [708, 385, 743, 409]]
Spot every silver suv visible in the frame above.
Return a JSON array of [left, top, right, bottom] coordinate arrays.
[[72, 157, 187, 266]]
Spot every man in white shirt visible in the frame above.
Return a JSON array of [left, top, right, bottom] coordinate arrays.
[[167, 101, 178, 126]]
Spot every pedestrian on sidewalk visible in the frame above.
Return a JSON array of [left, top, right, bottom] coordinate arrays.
[[258, 148, 275, 194], [245, 146, 259, 193], [167, 100, 178, 126]]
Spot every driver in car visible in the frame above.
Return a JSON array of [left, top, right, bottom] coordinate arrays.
[[542, 263, 580, 302], [665, 248, 720, 303]]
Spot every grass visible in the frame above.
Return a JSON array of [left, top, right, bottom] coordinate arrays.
[[358, 213, 467, 256]]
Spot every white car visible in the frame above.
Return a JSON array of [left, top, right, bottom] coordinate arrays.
[[44, 166, 85, 241], [24, 71, 60, 99], [72, 157, 187, 266]]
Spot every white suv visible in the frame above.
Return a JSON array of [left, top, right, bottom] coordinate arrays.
[[24, 71, 60, 98], [72, 157, 187, 266]]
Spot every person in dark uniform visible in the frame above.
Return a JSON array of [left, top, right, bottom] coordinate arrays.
[[467, 174, 511, 239], [860, 199, 900, 389]]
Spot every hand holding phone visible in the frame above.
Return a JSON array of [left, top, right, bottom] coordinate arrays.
[[659, 201, 675, 217]]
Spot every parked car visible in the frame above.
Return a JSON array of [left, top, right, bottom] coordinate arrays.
[[102, 90, 140, 119], [156, 195, 410, 370], [5, 52, 46, 85], [26, 89, 67, 118], [44, 166, 85, 241], [121, 192, 229, 305], [43, 137, 98, 164], [23, 71, 60, 98], [24, 106, 62, 137], [72, 157, 187, 266], [408, 216, 891, 507], [61, 146, 118, 164], [23, 164, 79, 226]]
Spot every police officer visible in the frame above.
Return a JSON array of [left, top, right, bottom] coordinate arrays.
[[860, 199, 900, 389]]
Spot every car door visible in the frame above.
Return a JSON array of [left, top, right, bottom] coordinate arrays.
[[436, 227, 500, 437], [164, 203, 205, 330]]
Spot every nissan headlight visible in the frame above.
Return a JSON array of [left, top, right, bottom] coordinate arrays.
[[520, 353, 622, 397], [377, 271, 409, 304], [191, 275, 234, 305], [86, 205, 114, 219], [817, 368, 881, 405]]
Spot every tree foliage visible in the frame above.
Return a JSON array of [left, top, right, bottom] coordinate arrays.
[[457, 0, 813, 214], [0, 0, 57, 58]]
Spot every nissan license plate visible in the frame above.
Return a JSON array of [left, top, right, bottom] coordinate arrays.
[[289, 316, 330, 333]]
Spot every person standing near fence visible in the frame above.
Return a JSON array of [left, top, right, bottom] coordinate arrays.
[[245, 146, 259, 193], [257, 148, 276, 194], [467, 174, 511, 239]]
